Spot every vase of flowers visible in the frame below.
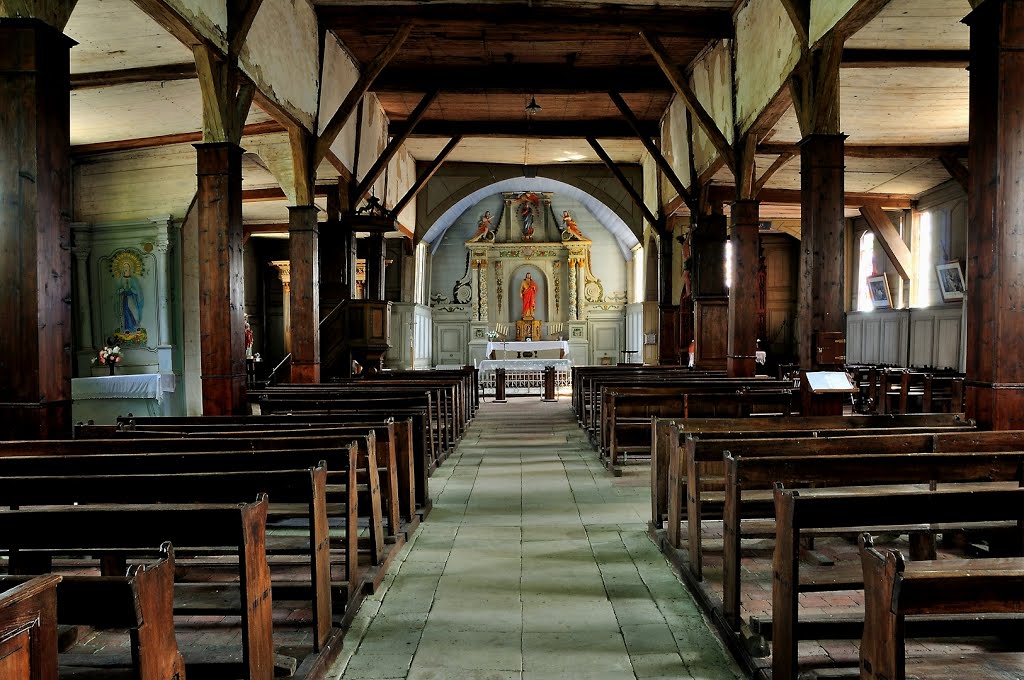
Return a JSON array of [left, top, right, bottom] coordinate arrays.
[[94, 343, 123, 375]]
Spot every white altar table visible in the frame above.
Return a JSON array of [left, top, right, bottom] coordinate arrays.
[[72, 373, 172, 424], [485, 340, 570, 359]]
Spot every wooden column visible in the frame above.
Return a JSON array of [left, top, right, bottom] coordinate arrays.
[[691, 213, 729, 370], [289, 206, 320, 383], [658, 228, 674, 305], [798, 134, 846, 368], [965, 0, 1024, 429], [195, 142, 247, 414], [728, 200, 760, 377], [365, 233, 386, 301], [0, 20, 73, 438]]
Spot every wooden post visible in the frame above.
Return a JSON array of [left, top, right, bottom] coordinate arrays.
[[798, 134, 846, 369], [366, 232, 386, 301], [0, 19, 74, 438], [494, 368, 507, 403], [289, 206, 320, 383], [728, 200, 760, 377], [542, 365, 556, 402], [195, 143, 248, 414], [965, 0, 1024, 429]]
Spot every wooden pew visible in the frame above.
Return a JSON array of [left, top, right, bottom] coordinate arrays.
[[0, 543, 184, 680], [0, 466, 335, 651], [0, 574, 60, 680], [770, 485, 1024, 680], [651, 414, 973, 550], [0, 438, 367, 601], [114, 411, 434, 517], [0, 498, 274, 680], [720, 450, 1024, 631], [602, 383, 795, 471], [859, 534, 1024, 680]]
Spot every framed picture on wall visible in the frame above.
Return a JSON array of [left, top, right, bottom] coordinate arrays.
[[867, 275, 891, 309], [936, 262, 966, 302]]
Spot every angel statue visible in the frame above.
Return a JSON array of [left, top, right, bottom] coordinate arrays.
[[561, 210, 585, 241], [467, 211, 495, 243]]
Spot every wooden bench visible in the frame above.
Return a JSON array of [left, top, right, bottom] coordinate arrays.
[[0, 437, 368, 602], [0, 574, 60, 680], [720, 450, 1024, 631], [656, 417, 977, 548], [115, 410, 434, 516], [649, 413, 972, 538], [0, 543, 184, 680], [0, 465, 335, 651], [771, 485, 1024, 680], [859, 534, 1024, 680], [0, 498, 274, 680], [573, 367, 722, 430], [602, 383, 795, 471]]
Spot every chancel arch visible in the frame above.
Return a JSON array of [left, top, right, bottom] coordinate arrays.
[[423, 181, 639, 368]]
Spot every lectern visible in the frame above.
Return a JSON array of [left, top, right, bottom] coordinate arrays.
[[800, 371, 857, 416]]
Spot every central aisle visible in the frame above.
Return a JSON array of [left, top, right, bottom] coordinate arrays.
[[331, 400, 743, 680]]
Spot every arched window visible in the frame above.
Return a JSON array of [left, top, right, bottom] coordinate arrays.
[[857, 231, 875, 311]]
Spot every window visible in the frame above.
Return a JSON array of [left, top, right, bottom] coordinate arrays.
[[914, 211, 933, 308], [414, 242, 427, 305], [857, 231, 875, 311], [725, 240, 733, 288]]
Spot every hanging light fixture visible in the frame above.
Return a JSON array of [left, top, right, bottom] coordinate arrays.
[[525, 95, 542, 115]]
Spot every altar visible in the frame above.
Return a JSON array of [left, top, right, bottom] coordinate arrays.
[[478, 358, 573, 397], [485, 340, 569, 359], [71, 373, 173, 424]]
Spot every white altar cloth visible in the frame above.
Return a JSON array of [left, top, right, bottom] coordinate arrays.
[[72, 373, 170, 423], [72, 374, 165, 402], [485, 340, 569, 358]]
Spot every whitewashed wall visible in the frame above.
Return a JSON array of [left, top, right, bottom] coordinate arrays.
[[625, 302, 644, 364]]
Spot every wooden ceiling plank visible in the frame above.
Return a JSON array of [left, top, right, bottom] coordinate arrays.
[[939, 154, 970, 193], [354, 89, 438, 203], [859, 204, 911, 280], [587, 137, 660, 230], [641, 31, 736, 175], [390, 135, 462, 222], [315, 23, 413, 165], [71, 120, 285, 156], [71, 63, 197, 89], [608, 91, 694, 212]]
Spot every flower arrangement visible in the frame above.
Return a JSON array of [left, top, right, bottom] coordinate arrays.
[[486, 330, 499, 341], [94, 344, 123, 366]]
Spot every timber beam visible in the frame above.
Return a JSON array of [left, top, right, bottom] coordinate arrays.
[[708, 185, 913, 209], [71, 63, 197, 89], [758, 142, 968, 158], [859, 204, 911, 281], [317, 4, 733, 38], [842, 49, 970, 68], [315, 23, 413, 165], [390, 136, 462, 221], [71, 120, 285, 155], [939, 155, 970, 192], [354, 89, 438, 204], [642, 31, 736, 174], [754, 152, 795, 195], [391, 119, 658, 139], [373, 66, 672, 94], [242, 186, 333, 202], [609, 91, 695, 214], [587, 137, 660, 230]]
